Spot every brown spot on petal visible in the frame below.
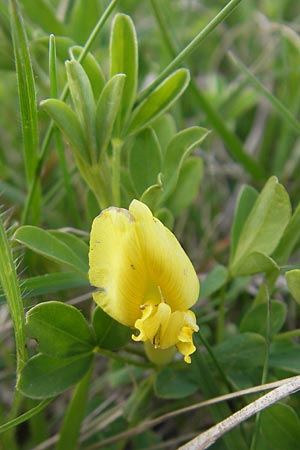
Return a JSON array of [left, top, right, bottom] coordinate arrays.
[[92, 286, 106, 294]]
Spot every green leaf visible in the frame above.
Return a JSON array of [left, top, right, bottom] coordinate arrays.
[[231, 251, 279, 277], [65, 60, 96, 159], [260, 403, 300, 450], [151, 114, 177, 155], [230, 184, 258, 260], [14, 226, 88, 275], [48, 34, 81, 228], [199, 265, 228, 300], [230, 177, 291, 276], [127, 69, 190, 136], [10, 0, 39, 184], [253, 283, 269, 306], [240, 300, 287, 338], [166, 157, 203, 217], [160, 127, 209, 202], [70, 46, 105, 99], [154, 367, 198, 399], [40, 99, 87, 163], [92, 307, 131, 350], [0, 272, 88, 303], [129, 127, 162, 196], [270, 343, 300, 373], [213, 333, 266, 371], [49, 231, 89, 270], [273, 202, 300, 263], [110, 13, 138, 127], [26, 301, 95, 358], [139, 183, 163, 211], [286, 269, 300, 305], [95, 74, 126, 158], [18, 353, 93, 399], [29, 272, 87, 293]]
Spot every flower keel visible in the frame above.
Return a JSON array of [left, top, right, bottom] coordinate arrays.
[[133, 302, 199, 363]]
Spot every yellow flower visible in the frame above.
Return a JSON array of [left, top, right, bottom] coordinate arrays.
[[89, 200, 200, 363]]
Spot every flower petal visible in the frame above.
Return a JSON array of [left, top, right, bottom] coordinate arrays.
[[89, 207, 147, 326], [133, 303, 198, 363], [177, 311, 199, 363], [133, 302, 171, 345], [129, 200, 200, 311]]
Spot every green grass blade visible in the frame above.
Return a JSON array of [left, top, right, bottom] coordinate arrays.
[[9, 0, 39, 185], [0, 214, 27, 376], [76, 0, 120, 65], [273, 202, 300, 264], [189, 83, 265, 180], [0, 400, 52, 435], [55, 364, 93, 450], [150, 0, 264, 180], [229, 52, 300, 137], [138, 0, 244, 103], [193, 336, 248, 450]]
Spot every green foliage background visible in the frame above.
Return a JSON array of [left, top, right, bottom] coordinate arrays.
[[1, 0, 300, 449]]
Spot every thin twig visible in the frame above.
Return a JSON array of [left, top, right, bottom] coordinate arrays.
[[179, 376, 300, 449]]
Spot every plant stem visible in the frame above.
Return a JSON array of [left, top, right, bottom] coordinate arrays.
[[86, 161, 111, 210], [274, 329, 300, 340], [250, 284, 271, 450], [197, 330, 234, 393], [0, 214, 27, 376], [193, 340, 248, 450], [216, 283, 226, 344], [77, 0, 120, 65], [95, 347, 153, 369]]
